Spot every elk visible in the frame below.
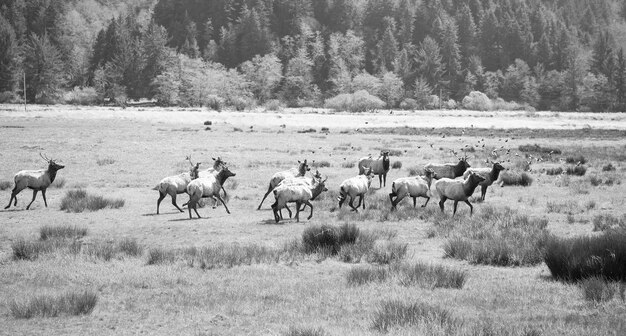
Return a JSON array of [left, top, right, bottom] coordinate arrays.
[[462, 161, 506, 200], [389, 169, 437, 209], [154, 156, 200, 214], [434, 172, 485, 216], [275, 169, 323, 219], [271, 176, 328, 223], [257, 160, 310, 210], [186, 165, 236, 219], [358, 150, 390, 187], [424, 151, 471, 179], [5, 153, 65, 210], [185, 156, 227, 208], [338, 168, 374, 212]]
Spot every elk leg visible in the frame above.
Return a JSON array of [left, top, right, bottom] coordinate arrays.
[[215, 195, 230, 214], [26, 190, 38, 210], [360, 195, 365, 209], [465, 200, 474, 216], [412, 197, 417, 208], [272, 205, 280, 223], [348, 196, 358, 212], [422, 196, 430, 207], [383, 173, 387, 187], [171, 193, 184, 212], [379, 175, 383, 188], [257, 184, 273, 210], [295, 201, 301, 222], [439, 197, 447, 212], [305, 201, 314, 220], [41, 189, 47, 207], [453, 201, 459, 215], [481, 185, 487, 201], [156, 191, 166, 214]]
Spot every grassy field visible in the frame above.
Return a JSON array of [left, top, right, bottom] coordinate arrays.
[[1, 105, 625, 335]]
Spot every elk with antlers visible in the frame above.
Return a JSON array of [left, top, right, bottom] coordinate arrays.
[[153, 156, 201, 214], [5, 153, 65, 210]]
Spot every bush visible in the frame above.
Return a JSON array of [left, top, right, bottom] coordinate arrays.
[[543, 231, 626, 281], [566, 165, 587, 176], [60, 189, 125, 212], [311, 160, 331, 168], [399, 98, 418, 110], [63, 87, 99, 105], [10, 290, 97, 318], [0, 91, 22, 103], [566, 155, 587, 165], [96, 158, 116, 166], [545, 167, 563, 175], [324, 90, 385, 112], [372, 300, 457, 333], [391, 161, 402, 169], [0, 180, 13, 190], [462, 91, 493, 111], [264, 99, 284, 111], [602, 163, 616, 172], [117, 238, 143, 257], [341, 162, 355, 169], [518, 144, 561, 154], [40, 225, 87, 241], [439, 206, 548, 266], [146, 247, 176, 265], [580, 276, 616, 303]]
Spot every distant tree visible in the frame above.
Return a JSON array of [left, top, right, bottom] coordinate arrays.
[[218, 6, 272, 67], [377, 71, 403, 107], [281, 47, 318, 107], [351, 72, 381, 96], [433, 12, 461, 98], [413, 77, 433, 109], [0, 12, 17, 93], [478, 10, 502, 71], [23, 33, 65, 103], [562, 43, 589, 111], [500, 59, 532, 102], [414, 36, 445, 93], [536, 33, 552, 69], [615, 48, 626, 111], [141, 22, 172, 98], [396, 0, 414, 46], [456, 4, 477, 67], [375, 17, 398, 73], [590, 30, 615, 81], [240, 53, 283, 103]]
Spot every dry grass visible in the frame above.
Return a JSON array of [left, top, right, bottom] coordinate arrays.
[[60, 189, 125, 212], [10, 290, 97, 318]]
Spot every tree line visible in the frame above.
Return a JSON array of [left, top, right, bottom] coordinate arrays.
[[1, 0, 626, 112]]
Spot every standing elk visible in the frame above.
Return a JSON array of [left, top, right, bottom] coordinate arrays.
[[257, 160, 310, 210], [154, 156, 200, 214], [5, 153, 65, 210], [275, 169, 322, 219], [185, 156, 227, 208], [389, 168, 437, 209], [186, 165, 236, 219], [434, 172, 485, 216], [463, 161, 506, 201], [358, 151, 390, 187], [338, 168, 374, 212], [424, 152, 471, 180]]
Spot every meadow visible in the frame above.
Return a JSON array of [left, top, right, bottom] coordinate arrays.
[[0, 104, 625, 335]]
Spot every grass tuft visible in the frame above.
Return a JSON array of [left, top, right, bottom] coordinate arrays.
[[372, 300, 457, 333], [566, 165, 587, 176], [117, 238, 143, 257], [39, 225, 87, 241], [85, 241, 116, 261], [346, 266, 389, 285], [396, 262, 467, 289], [96, 158, 116, 166], [580, 276, 616, 303], [10, 290, 97, 319], [518, 144, 561, 154], [499, 171, 533, 186], [544, 231, 626, 282], [283, 327, 329, 336], [60, 189, 125, 212]]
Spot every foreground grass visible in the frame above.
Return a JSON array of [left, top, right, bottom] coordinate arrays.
[[39, 224, 87, 240], [347, 262, 467, 289], [60, 189, 125, 212], [10, 290, 98, 318]]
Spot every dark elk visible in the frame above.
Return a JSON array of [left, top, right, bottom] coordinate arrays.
[[5, 153, 65, 210]]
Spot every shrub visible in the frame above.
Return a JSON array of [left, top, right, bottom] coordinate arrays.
[[146, 247, 176, 265], [580, 276, 616, 303], [11, 239, 77, 260], [439, 206, 548, 266], [499, 171, 533, 186], [462, 91, 493, 111], [341, 162, 355, 169], [264, 99, 284, 111], [60, 189, 125, 212], [543, 231, 626, 281], [566, 155, 587, 165], [391, 161, 402, 169], [0, 180, 12, 190], [40, 225, 87, 241], [545, 167, 563, 175], [10, 290, 97, 318], [588, 175, 602, 186], [85, 241, 116, 261], [592, 214, 626, 231], [602, 163, 616, 172], [396, 263, 467, 289], [518, 144, 561, 154], [118, 238, 143, 257], [96, 158, 116, 166], [399, 98, 418, 110], [372, 300, 457, 333], [408, 167, 422, 176], [63, 87, 99, 105], [324, 90, 385, 112], [367, 242, 408, 264], [566, 165, 587, 176]]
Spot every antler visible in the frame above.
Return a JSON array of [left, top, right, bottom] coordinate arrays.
[[185, 155, 195, 167], [40, 153, 50, 163]]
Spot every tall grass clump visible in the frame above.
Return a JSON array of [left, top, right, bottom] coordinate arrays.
[[146, 247, 176, 265], [580, 276, 617, 303], [346, 266, 389, 285], [302, 223, 360, 255], [518, 144, 561, 154], [117, 238, 143, 257], [566, 165, 587, 176], [11, 238, 80, 260], [96, 158, 116, 166], [438, 206, 549, 266], [184, 243, 284, 269], [499, 171, 533, 186], [39, 225, 87, 240], [396, 263, 467, 289], [367, 242, 408, 264], [10, 290, 98, 318], [372, 300, 458, 333], [566, 155, 587, 165], [391, 161, 402, 169], [592, 214, 626, 231], [60, 189, 125, 212], [85, 241, 116, 261], [0, 180, 13, 190], [543, 231, 626, 282]]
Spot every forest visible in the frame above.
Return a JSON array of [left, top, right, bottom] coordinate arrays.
[[2, 0, 626, 112]]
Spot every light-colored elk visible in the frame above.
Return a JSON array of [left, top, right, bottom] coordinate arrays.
[[338, 168, 374, 212], [271, 176, 328, 223], [186, 166, 236, 219], [185, 157, 227, 208], [154, 156, 201, 214], [424, 152, 471, 179], [462, 161, 506, 200], [5, 153, 65, 210], [389, 169, 437, 209], [275, 169, 323, 219], [358, 150, 390, 187], [434, 172, 485, 216], [257, 160, 310, 210]]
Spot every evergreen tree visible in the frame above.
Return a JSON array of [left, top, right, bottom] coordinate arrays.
[[433, 12, 461, 98], [240, 53, 283, 102], [142, 22, 172, 98], [536, 33, 552, 69], [415, 36, 445, 93], [591, 30, 615, 81], [456, 4, 477, 67], [281, 47, 318, 106], [396, 0, 414, 46], [0, 12, 17, 93], [615, 48, 626, 111], [375, 17, 398, 73], [414, 77, 433, 109], [23, 33, 65, 103], [479, 10, 502, 71]]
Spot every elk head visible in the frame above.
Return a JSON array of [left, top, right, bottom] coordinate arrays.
[[41, 153, 65, 171]]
